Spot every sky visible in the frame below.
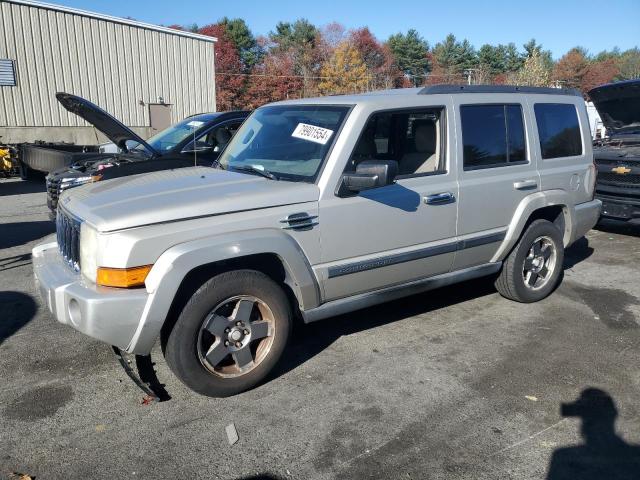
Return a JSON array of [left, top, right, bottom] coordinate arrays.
[[50, 0, 639, 59]]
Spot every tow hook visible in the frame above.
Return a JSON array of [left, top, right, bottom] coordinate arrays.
[[112, 346, 171, 403]]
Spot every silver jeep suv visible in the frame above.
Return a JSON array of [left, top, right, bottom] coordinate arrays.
[[33, 85, 601, 397]]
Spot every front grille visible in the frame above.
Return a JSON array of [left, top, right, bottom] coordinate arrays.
[[46, 176, 62, 209], [56, 209, 82, 271], [597, 172, 640, 186]]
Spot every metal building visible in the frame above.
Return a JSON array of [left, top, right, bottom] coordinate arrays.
[[0, 0, 216, 145]]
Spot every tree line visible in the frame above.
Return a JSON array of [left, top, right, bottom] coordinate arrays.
[[169, 19, 640, 110]]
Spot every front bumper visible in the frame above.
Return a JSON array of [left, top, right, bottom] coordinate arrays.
[[33, 240, 149, 350], [596, 194, 640, 223], [572, 199, 602, 243]]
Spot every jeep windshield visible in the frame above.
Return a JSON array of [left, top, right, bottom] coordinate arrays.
[[130, 113, 221, 154], [218, 105, 350, 181]]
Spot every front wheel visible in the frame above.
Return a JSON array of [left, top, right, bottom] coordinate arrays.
[[495, 219, 564, 303], [164, 270, 292, 397]]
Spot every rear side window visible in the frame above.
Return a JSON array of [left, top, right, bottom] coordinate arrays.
[[461, 104, 527, 170], [534, 103, 582, 159]]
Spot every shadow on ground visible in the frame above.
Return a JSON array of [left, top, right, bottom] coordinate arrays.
[[0, 252, 33, 272], [564, 236, 594, 269], [0, 221, 55, 249], [0, 291, 38, 346], [234, 476, 284, 480], [596, 219, 640, 238], [273, 276, 498, 381], [272, 238, 595, 382], [546, 388, 640, 479], [0, 178, 46, 197]]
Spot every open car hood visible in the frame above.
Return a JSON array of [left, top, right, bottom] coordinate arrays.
[[589, 80, 640, 135], [56, 92, 159, 155]]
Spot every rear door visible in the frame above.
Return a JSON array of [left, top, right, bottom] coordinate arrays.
[[530, 98, 593, 206], [452, 96, 540, 270]]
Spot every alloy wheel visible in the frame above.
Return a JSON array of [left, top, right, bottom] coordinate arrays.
[[522, 235, 557, 290], [197, 295, 275, 378]]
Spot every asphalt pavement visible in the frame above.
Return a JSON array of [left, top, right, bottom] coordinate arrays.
[[1, 176, 639, 480]]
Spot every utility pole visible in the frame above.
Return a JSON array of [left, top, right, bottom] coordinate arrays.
[[463, 69, 479, 85]]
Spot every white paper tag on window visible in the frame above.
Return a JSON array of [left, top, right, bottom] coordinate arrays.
[[187, 120, 204, 127], [291, 123, 334, 145]]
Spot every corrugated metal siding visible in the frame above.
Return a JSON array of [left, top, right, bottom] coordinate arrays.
[[0, 1, 216, 128]]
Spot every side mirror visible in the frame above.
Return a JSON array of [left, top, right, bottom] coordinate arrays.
[[338, 160, 398, 196]]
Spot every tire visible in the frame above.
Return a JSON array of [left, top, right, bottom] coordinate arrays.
[[164, 270, 292, 397], [495, 219, 564, 303]]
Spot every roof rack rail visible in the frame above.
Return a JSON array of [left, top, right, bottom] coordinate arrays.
[[418, 84, 582, 97]]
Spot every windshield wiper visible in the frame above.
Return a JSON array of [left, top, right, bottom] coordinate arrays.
[[230, 165, 279, 180]]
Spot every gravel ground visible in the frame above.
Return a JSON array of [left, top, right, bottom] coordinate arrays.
[[1, 176, 639, 480]]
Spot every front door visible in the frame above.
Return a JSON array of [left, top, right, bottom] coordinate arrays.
[[317, 106, 458, 301]]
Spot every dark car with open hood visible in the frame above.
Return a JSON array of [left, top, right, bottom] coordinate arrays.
[[46, 93, 248, 219], [589, 80, 640, 224]]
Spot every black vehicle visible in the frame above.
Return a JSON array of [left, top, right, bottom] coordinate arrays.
[[46, 93, 248, 218], [589, 80, 640, 224]]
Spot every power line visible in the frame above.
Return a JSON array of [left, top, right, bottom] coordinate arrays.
[[216, 71, 467, 81]]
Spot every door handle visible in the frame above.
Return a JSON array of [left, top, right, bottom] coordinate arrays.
[[513, 180, 538, 191], [424, 192, 456, 205]]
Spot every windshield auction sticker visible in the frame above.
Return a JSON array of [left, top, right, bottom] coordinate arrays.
[[291, 123, 334, 145], [187, 120, 205, 128]]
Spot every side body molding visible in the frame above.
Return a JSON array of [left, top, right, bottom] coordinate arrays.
[[491, 189, 575, 263], [126, 229, 320, 354]]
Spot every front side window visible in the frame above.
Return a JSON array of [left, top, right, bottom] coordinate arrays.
[[461, 104, 527, 170], [219, 105, 350, 182], [183, 121, 242, 153], [534, 103, 582, 159], [347, 108, 445, 177]]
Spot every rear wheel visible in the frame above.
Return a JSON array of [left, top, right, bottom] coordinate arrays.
[[495, 219, 564, 303], [164, 270, 292, 397]]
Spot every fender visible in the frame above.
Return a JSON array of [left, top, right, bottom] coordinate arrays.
[[126, 229, 320, 354], [491, 190, 574, 263]]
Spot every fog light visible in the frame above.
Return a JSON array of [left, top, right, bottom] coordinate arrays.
[[68, 298, 81, 326]]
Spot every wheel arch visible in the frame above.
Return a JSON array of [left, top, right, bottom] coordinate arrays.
[[492, 190, 574, 263], [126, 229, 320, 355]]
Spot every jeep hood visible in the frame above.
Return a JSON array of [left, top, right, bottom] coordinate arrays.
[[56, 92, 158, 155], [589, 80, 640, 135], [60, 167, 320, 232]]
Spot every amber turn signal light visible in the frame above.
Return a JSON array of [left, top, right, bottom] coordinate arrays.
[[96, 265, 152, 288]]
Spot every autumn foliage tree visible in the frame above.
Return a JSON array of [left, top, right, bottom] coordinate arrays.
[[244, 48, 303, 107], [168, 16, 640, 110], [318, 42, 369, 95], [512, 51, 551, 87], [349, 27, 404, 89], [199, 23, 245, 110], [553, 48, 589, 89], [581, 59, 620, 94]]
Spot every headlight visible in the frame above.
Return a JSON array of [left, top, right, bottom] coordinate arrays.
[[80, 223, 99, 282]]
